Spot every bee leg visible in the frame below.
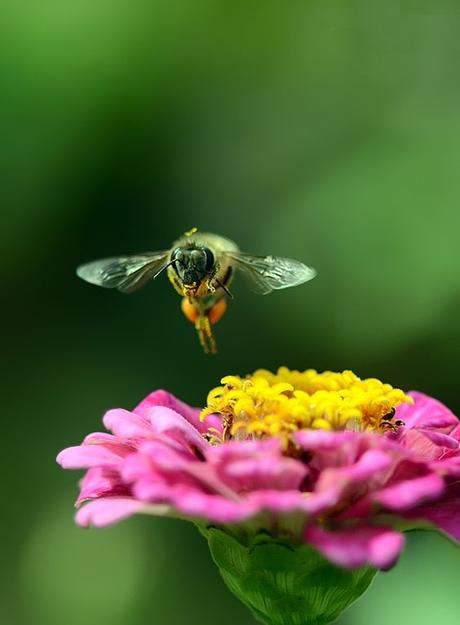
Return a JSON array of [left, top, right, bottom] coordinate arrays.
[[197, 299, 227, 353], [180, 298, 217, 354], [195, 314, 217, 354]]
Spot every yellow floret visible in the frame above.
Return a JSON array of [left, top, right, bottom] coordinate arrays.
[[201, 367, 413, 447]]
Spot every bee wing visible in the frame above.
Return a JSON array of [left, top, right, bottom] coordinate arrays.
[[223, 252, 316, 295], [76, 251, 170, 293]]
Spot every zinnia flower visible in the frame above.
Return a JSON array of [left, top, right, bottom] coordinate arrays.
[[57, 368, 460, 625]]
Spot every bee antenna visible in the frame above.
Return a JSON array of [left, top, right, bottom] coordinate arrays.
[[153, 259, 178, 280], [215, 278, 233, 299]]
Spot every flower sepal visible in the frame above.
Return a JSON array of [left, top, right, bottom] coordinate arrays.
[[201, 525, 377, 625]]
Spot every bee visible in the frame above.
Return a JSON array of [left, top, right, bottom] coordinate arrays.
[[76, 228, 316, 353]]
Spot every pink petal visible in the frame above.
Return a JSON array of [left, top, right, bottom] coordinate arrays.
[[56, 444, 127, 469], [102, 408, 152, 439], [131, 466, 205, 502], [171, 488, 257, 523], [449, 423, 460, 443], [75, 498, 147, 527], [248, 489, 313, 513], [403, 496, 460, 542], [418, 430, 459, 449], [209, 438, 282, 458], [295, 430, 356, 451], [126, 449, 239, 503], [240, 487, 340, 517], [184, 462, 243, 500], [294, 430, 385, 470], [397, 392, 458, 430], [83, 432, 127, 446], [399, 430, 450, 461], [375, 473, 445, 510], [134, 389, 222, 434], [133, 478, 172, 502], [138, 439, 200, 467], [316, 449, 393, 492], [305, 524, 405, 570], [77, 467, 127, 504], [121, 452, 156, 482], [132, 473, 257, 523], [208, 439, 307, 491], [222, 456, 307, 491], [147, 406, 209, 453], [430, 457, 460, 477]]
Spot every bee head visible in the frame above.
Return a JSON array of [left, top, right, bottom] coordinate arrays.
[[171, 245, 215, 287]]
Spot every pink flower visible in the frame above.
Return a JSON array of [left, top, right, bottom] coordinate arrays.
[[57, 370, 460, 571]]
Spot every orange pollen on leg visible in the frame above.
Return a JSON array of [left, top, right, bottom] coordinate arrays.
[[207, 299, 227, 325], [181, 298, 199, 324], [181, 298, 227, 325]]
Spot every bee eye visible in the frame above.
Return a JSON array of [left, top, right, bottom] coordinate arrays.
[[203, 247, 214, 271], [191, 249, 202, 261], [172, 248, 184, 262]]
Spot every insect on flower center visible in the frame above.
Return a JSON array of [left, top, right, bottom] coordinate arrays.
[[201, 368, 413, 447]]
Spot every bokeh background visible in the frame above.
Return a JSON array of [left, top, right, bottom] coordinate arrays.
[[2, 1, 460, 624]]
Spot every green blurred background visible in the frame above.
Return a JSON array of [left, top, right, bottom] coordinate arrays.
[[2, 1, 460, 624]]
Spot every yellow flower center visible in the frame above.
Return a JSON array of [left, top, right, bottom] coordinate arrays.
[[201, 367, 413, 447]]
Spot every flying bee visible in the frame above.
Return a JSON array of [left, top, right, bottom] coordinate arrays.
[[76, 228, 316, 353]]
